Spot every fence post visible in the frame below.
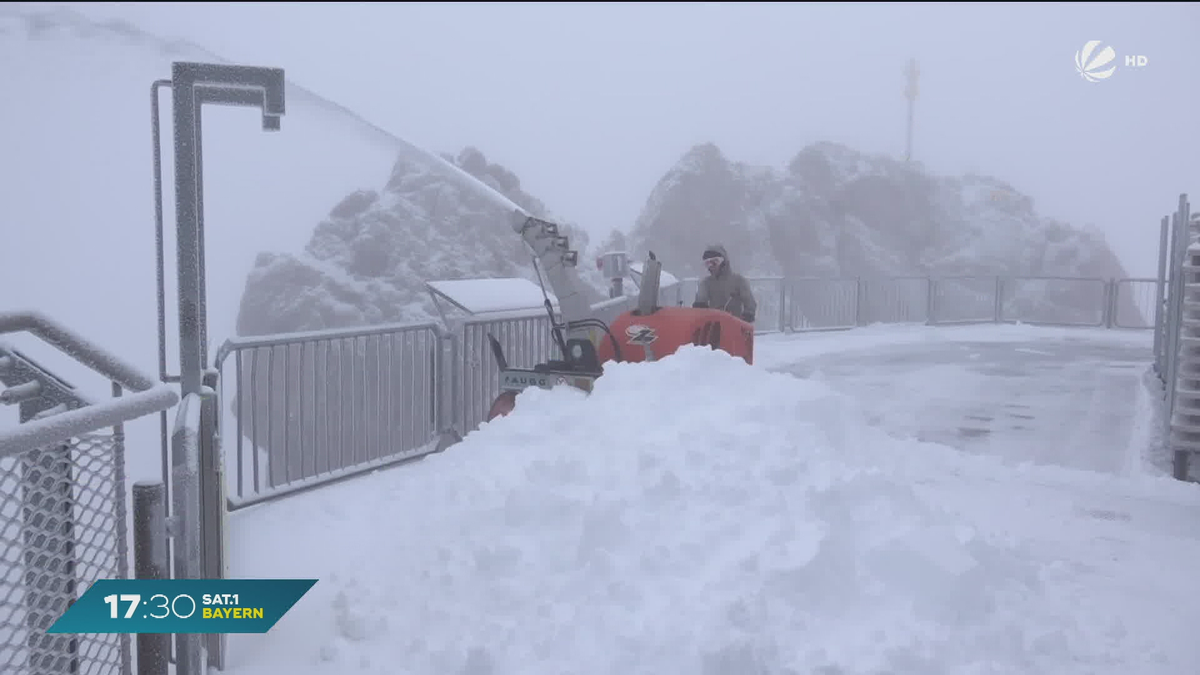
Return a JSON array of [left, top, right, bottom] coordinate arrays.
[[198, 369, 225, 670], [854, 276, 864, 326], [776, 278, 787, 332], [1166, 205, 1189, 430], [171, 393, 207, 675], [1171, 196, 1194, 480], [993, 276, 1004, 322], [926, 277, 937, 325], [1155, 215, 1171, 375], [134, 482, 170, 675], [1104, 279, 1115, 328]]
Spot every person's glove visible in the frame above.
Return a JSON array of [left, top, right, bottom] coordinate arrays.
[[741, 312, 755, 323]]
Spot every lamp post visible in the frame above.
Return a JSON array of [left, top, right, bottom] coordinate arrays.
[[166, 61, 286, 675]]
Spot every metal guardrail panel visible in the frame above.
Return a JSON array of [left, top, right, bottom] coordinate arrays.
[[858, 276, 929, 325], [1000, 276, 1108, 326], [931, 276, 998, 324], [788, 278, 858, 331], [458, 316, 556, 432], [216, 323, 445, 510], [1112, 278, 1158, 329]]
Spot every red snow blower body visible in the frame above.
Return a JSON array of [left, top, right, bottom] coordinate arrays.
[[485, 214, 754, 423]]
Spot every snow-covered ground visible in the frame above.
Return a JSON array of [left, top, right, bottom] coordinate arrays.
[[761, 323, 1159, 475], [221, 323, 1200, 675]]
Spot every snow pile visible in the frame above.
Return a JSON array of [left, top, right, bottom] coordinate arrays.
[[225, 343, 1200, 675]]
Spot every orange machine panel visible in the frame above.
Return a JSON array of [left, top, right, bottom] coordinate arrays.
[[596, 306, 754, 366]]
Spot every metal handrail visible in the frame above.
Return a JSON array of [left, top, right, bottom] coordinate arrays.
[[213, 320, 448, 366], [0, 310, 180, 457]]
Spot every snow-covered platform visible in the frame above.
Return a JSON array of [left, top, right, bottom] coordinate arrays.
[[223, 323, 1200, 675], [758, 323, 1158, 475]]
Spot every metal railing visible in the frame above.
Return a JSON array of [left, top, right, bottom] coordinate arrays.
[[1158, 194, 1198, 480], [0, 311, 179, 675], [212, 271, 1155, 513], [212, 321, 458, 511]]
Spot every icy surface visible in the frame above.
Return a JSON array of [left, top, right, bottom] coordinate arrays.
[[765, 325, 1155, 475], [223, 324, 1200, 675], [428, 278, 559, 315]]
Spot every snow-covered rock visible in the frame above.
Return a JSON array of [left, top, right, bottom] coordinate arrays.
[[628, 142, 1140, 325], [235, 146, 610, 336]]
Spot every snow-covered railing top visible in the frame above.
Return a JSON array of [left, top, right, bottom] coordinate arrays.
[[425, 278, 566, 329], [0, 310, 180, 458], [426, 278, 560, 316]]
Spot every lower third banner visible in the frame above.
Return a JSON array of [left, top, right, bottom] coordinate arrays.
[[46, 578, 317, 634]]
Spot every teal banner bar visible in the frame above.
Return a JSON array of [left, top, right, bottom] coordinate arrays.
[[47, 579, 317, 634]]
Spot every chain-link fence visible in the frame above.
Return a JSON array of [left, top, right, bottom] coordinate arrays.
[[0, 311, 179, 675], [0, 433, 131, 675]]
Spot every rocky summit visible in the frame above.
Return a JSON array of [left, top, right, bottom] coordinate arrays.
[[235, 147, 607, 337]]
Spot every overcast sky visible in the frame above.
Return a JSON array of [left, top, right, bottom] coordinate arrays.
[[63, 1, 1200, 276]]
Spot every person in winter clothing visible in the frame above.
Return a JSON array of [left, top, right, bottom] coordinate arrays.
[[692, 244, 757, 324]]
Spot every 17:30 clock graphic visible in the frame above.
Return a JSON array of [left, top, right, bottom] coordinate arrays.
[[104, 592, 200, 621], [49, 579, 316, 635]]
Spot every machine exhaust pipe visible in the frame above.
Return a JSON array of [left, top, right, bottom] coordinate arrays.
[[636, 252, 662, 315]]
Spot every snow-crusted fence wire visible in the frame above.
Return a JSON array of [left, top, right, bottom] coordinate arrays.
[[0, 311, 178, 675]]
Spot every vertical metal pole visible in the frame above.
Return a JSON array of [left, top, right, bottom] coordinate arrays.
[[193, 99, 209, 367], [854, 277, 864, 326], [925, 277, 936, 325], [171, 396, 206, 675], [199, 371, 226, 669], [169, 72, 204, 675], [1155, 215, 1170, 375], [111, 383, 133, 675], [1104, 279, 1115, 328], [775, 278, 785, 332], [993, 276, 1004, 322], [1173, 197, 1193, 480], [172, 65, 203, 399], [1165, 200, 1189, 462], [1167, 207, 1187, 416], [151, 79, 173, 527], [133, 482, 169, 675], [152, 80, 170, 385]]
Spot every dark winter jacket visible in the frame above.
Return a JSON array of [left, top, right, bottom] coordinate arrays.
[[693, 244, 757, 323]]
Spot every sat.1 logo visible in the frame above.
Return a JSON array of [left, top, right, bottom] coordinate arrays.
[[1074, 40, 1148, 83]]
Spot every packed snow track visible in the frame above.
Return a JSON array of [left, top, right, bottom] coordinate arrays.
[[223, 324, 1200, 675]]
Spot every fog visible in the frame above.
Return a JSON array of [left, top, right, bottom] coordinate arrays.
[[2, 5, 1200, 670], [65, 1, 1200, 278], [1, 2, 1197, 431]]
